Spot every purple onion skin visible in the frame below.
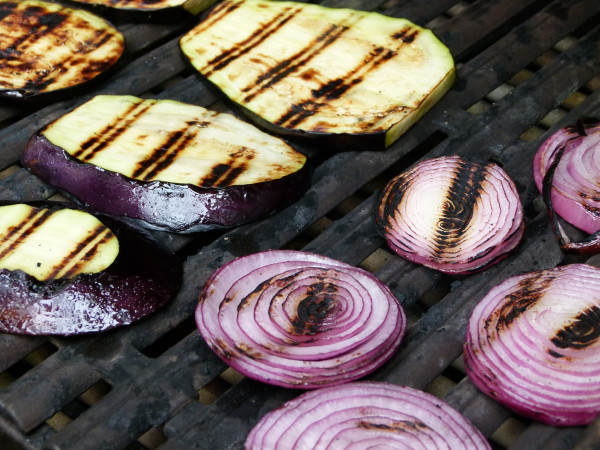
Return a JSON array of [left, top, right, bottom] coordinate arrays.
[[0, 203, 181, 335], [23, 133, 312, 233]]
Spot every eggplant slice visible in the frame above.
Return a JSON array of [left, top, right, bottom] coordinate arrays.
[[64, 0, 217, 16], [23, 95, 311, 233], [180, 0, 455, 150], [0, 202, 181, 336], [0, 0, 124, 101]]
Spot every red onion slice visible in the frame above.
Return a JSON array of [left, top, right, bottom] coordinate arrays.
[[533, 118, 600, 253], [195, 250, 406, 389], [374, 155, 525, 274], [245, 381, 491, 449], [464, 264, 600, 426]]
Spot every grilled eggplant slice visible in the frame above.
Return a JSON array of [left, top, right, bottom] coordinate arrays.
[[0, 202, 181, 335], [23, 95, 311, 233], [64, 0, 217, 17], [180, 0, 455, 150], [0, 0, 124, 101]]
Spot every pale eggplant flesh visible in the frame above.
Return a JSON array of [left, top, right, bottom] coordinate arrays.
[[22, 95, 311, 233], [180, 0, 455, 150], [0, 202, 181, 336], [0, 0, 124, 101]]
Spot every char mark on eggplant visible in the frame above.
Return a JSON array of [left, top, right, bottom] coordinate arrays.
[[551, 305, 600, 351], [0, 208, 52, 259]]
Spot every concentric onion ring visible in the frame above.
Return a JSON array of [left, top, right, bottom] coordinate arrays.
[[245, 381, 491, 449], [464, 264, 600, 426], [533, 119, 600, 235], [195, 250, 406, 389], [374, 155, 524, 274]]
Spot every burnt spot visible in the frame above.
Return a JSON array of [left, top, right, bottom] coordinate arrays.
[[275, 45, 398, 129], [375, 174, 409, 233], [358, 419, 431, 433], [491, 272, 556, 329], [74, 100, 152, 161], [213, 337, 236, 359], [431, 158, 487, 255], [0, 208, 53, 259], [289, 281, 339, 335], [551, 305, 600, 351], [46, 225, 115, 280], [238, 271, 302, 312], [235, 342, 262, 360], [548, 349, 565, 359], [202, 6, 301, 76]]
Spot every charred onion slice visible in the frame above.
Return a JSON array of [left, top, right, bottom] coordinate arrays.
[[533, 119, 600, 253], [374, 156, 525, 274], [0, 202, 181, 335], [245, 381, 491, 449], [0, 0, 124, 100], [66, 0, 216, 15], [180, 0, 455, 150], [465, 264, 600, 426], [196, 250, 406, 389], [23, 95, 310, 233]]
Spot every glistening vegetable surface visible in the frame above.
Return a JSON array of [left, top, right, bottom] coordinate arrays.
[[0, 202, 181, 335], [374, 155, 525, 274], [533, 118, 600, 254], [22, 95, 311, 233], [195, 250, 406, 389], [0, 0, 124, 101], [180, 0, 455, 150], [245, 381, 492, 449], [464, 264, 600, 426]]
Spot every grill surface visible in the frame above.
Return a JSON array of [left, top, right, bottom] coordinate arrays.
[[1, 0, 599, 449]]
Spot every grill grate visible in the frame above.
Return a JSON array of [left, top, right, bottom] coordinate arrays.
[[1, 0, 599, 448]]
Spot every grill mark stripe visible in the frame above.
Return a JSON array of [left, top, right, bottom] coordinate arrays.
[[133, 129, 199, 181], [73, 99, 153, 161], [274, 27, 417, 128], [198, 147, 252, 187], [551, 305, 600, 351], [242, 21, 355, 103], [202, 7, 301, 77], [187, 1, 242, 37], [432, 159, 487, 254], [47, 225, 113, 280], [0, 209, 53, 259]]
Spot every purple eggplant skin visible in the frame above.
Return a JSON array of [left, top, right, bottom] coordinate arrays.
[[22, 133, 312, 233], [0, 201, 182, 336]]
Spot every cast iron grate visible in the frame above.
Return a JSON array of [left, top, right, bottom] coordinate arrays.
[[0, 0, 599, 448]]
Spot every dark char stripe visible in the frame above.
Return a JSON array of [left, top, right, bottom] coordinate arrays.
[[432, 158, 487, 254], [46, 225, 113, 280], [551, 305, 600, 351], [73, 99, 153, 161], [201, 5, 302, 77], [198, 147, 255, 187], [0, 208, 53, 259]]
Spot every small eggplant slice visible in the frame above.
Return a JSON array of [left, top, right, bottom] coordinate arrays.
[[180, 0, 455, 150], [23, 95, 311, 233], [0, 202, 181, 336], [64, 0, 217, 17], [0, 0, 124, 101]]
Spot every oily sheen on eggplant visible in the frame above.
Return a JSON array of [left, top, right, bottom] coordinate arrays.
[[464, 264, 600, 426], [374, 155, 525, 274], [23, 95, 310, 233], [0, 202, 181, 336], [245, 381, 491, 449], [180, 0, 455, 150], [195, 250, 406, 389], [0, 0, 124, 101], [533, 118, 600, 253]]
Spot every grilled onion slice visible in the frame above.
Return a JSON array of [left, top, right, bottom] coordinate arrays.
[[65, 0, 217, 17], [374, 156, 525, 274], [533, 118, 600, 254], [23, 95, 310, 233], [465, 264, 600, 426], [0, 0, 124, 101], [0, 202, 181, 335], [245, 382, 491, 449], [180, 0, 455, 150], [195, 250, 406, 389]]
